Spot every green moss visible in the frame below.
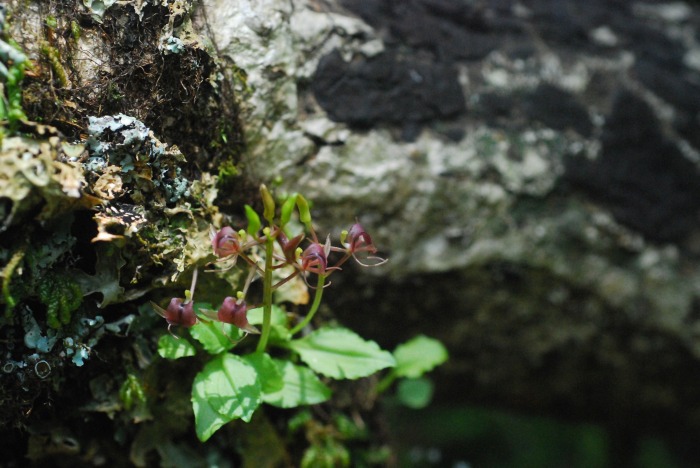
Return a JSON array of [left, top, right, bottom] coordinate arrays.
[[45, 16, 57, 30], [39, 41, 69, 88], [70, 20, 81, 41], [119, 374, 147, 411], [38, 273, 82, 329], [217, 159, 240, 186]]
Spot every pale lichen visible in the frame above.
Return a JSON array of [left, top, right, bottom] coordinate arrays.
[[85, 113, 191, 205]]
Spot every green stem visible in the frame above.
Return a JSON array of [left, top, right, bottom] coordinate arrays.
[[256, 236, 275, 353], [375, 371, 397, 395], [290, 275, 326, 335]]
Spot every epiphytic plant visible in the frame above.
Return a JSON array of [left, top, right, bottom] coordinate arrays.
[[155, 185, 447, 446]]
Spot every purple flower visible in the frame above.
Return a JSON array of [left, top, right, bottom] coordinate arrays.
[[164, 298, 197, 327], [217, 297, 260, 334], [346, 223, 377, 254], [344, 222, 387, 267], [211, 226, 240, 258], [300, 242, 328, 275]]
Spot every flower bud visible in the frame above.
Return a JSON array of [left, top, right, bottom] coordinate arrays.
[[260, 184, 276, 223], [217, 297, 260, 334], [296, 194, 312, 229], [244, 205, 261, 236]]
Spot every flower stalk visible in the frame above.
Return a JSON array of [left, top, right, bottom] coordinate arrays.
[[289, 274, 326, 335], [256, 230, 275, 353]]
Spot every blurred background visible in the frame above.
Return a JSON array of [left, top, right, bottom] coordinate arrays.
[[263, 1, 700, 466]]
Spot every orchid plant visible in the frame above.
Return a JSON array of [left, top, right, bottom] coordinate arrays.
[[153, 185, 447, 445]]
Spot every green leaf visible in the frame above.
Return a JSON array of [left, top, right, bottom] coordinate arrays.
[[263, 359, 331, 408], [189, 320, 242, 355], [393, 335, 448, 379], [288, 327, 395, 379], [192, 354, 262, 441], [242, 352, 283, 394], [192, 379, 230, 442], [157, 334, 196, 359], [244, 204, 261, 236], [397, 377, 434, 409], [248, 305, 290, 343]]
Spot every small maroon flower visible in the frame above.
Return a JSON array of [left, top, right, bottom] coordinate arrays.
[[217, 297, 260, 334], [346, 223, 377, 254], [300, 242, 328, 275], [165, 298, 198, 327], [151, 298, 197, 333], [211, 226, 240, 258], [344, 222, 387, 267]]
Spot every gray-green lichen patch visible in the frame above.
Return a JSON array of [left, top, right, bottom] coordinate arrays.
[[85, 114, 190, 204]]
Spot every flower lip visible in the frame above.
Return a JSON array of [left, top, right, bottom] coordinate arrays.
[[165, 298, 197, 327], [212, 226, 240, 258]]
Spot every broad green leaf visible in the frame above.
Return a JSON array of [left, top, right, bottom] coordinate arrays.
[[191, 354, 261, 441], [157, 334, 196, 359], [263, 359, 331, 408], [242, 352, 283, 394], [192, 381, 229, 442], [202, 354, 261, 419], [288, 327, 395, 379], [397, 377, 434, 409], [393, 335, 448, 379], [247, 305, 287, 327], [189, 320, 242, 355], [248, 306, 290, 343]]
